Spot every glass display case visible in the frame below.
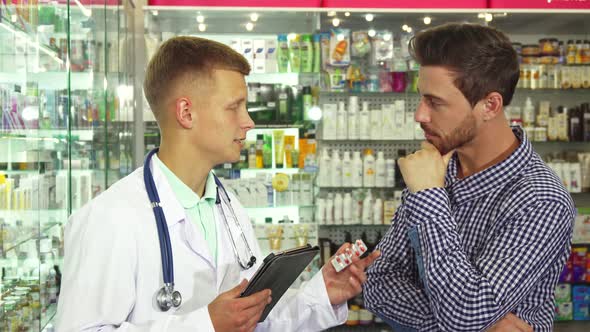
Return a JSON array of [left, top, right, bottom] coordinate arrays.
[[0, 1, 133, 330]]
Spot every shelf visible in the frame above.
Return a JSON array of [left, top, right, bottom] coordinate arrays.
[[41, 303, 58, 332], [0, 71, 93, 90], [246, 205, 314, 209], [247, 72, 318, 86], [1, 129, 95, 141], [2, 221, 62, 256]]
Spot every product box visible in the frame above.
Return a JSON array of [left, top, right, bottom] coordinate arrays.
[[559, 252, 574, 283], [265, 39, 278, 73], [555, 302, 573, 321], [383, 200, 396, 224], [573, 247, 588, 282], [252, 39, 266, 74], [241, 39, 254, 70], [555, 283, 572, 303], [573, 285, 590, 303], [573, 302, 590, 321]]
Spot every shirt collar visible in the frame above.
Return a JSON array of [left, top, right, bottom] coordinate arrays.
[[153, 154, 217, 209], [444, 126, 533, 205]]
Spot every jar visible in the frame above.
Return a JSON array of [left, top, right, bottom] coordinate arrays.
[[359, 309, 374, 325], [346, 305, 360, 326], [539, 56, 558, 65], [566, 40, 577, 65], [534, 127, 548, 142], [539, 38, 559, 56], [522, 44, 540, 56], [522, 56, 538, 65]]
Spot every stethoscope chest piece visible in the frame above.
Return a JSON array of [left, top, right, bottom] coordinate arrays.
[[156, 283, 182, 311]]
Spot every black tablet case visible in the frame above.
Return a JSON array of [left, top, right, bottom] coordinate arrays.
[[240, 244, 320, 322]]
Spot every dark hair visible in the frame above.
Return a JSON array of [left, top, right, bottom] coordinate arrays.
[[144, 36, 251, 118], [409, 23, 519, 107]]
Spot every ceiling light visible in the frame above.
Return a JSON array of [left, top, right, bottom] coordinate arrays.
[[407, 27, 413, 33], [423, 16, 431, 25], [151, 10, 158, 16], [246, 22, 254, 31], [332, 18, 340, 27], [485, 13, 493, 22], [478, 13, 485, 18], [250, 13, 259, 22], [368, 29, 376, 37], [402, 24, 409, 31], [327, 11, 336, 17], [365, 14, 374, 22], [196, 15, 205, 23], [383, 33, 392, 41], [198, 23, 206, 32], [344, 12, 350, 17]]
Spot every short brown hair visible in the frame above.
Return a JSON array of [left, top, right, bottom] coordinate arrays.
[[409, 23, 519, 107], [143, 36, 251, 118]]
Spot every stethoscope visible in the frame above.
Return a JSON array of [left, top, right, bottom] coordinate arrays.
[[143, 148, 257, 311]]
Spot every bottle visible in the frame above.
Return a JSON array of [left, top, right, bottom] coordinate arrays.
[[248, 144, 256, 168], [300, 34, 313, 73], [386, 159, 396, 188], [322, 103, 337, 140], [319, 148, 331, 187], [313, 34, 321, 73], [373, 197, 383, 225], [370, 106, 383, 140], [569, 106, 583, 142], [582, 103, 590, 142], [342, 151, 352, 187], [119, 144, 129, 176], [325, 192, 334, 225], [343, 192, 352, 225], [523, 97, 535, 127], [363, 148, 375, 188], [334, 192, 343, 225], [336, 101, 348, 139], [359, 101, 371, 140], [351, 151, 363, 187], [302, 86, 313, 121], [362, 190, 373, 225], [277, 34, 290, 73], [315, 198, 326, 224], [255, 134, 264, 168], [375, 151, 386, 188], [348, 96, 359, 140], [330, 149, 342, 187]]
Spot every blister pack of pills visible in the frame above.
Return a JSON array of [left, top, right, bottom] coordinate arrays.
[[331, 239, 368, 273]]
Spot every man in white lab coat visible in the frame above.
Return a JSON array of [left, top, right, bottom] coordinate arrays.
[[55, 36, 379, 331]]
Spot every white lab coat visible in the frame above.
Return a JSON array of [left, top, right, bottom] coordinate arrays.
[[55, 160, 347, 332]]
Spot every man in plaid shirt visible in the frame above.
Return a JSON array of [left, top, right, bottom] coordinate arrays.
[[363, 23, 575, 332]]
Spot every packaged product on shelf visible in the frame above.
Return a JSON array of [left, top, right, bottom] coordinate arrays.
[[289, 34, 301, 73], [556, 302, 573, 321], [329, 28, 350, 67], [371, 30, 393, 65], [300, 34, 313, 73], [573, 302, 590, 321], [555, 284, 572, 303], [276, 34, 290, 73], [252, 39, 266, 74], [336, 101, 347, 139], [265, 38, 277, 74], [312, 34, 321, 73], [318, 32, 331, 72], [573, 247, 588, 282], [351, 31, 371, 58], [369, 104, 382, 140]]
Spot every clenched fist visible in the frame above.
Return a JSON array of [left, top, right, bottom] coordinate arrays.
[[398, 141, 454, 193]]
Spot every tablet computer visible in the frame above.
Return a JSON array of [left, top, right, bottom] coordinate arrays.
[[240, 244, 320, 322]]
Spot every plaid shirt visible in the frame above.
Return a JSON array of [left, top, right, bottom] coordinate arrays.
[[363, 127, 576, 332]]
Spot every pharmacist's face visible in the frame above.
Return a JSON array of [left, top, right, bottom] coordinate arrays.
[[415, 66, 480, 155], [191, 69, 254, 165]]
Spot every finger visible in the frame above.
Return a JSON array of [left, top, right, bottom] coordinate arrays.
[[236, 289, 272, 310], [421, 141, 438, 151], [356, 250, 381, 270], [348, 275, 363, 294], [442, 150, 455, 167], [348, 264, 367, 284], [228, 279, 249, 298], [508, 314, 532, 332], [243, 299, 269, 331]]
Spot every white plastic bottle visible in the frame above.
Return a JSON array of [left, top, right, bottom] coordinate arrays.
[[353, 192, 362, 224], [351, 151, 363, 187], [334, 192, 343, 225], [315, 197, 326, 224], [363, 148, 376, 188], [325, 192, 334, 225], [348, 96, 359, 140], [336, 101, 348, 139], [330, 149, 342, 187], [322, 104, 337, 140], [359, 101, 371, 140], [342, 151, 352, 187], [343, 192, 352, 225], [362, 190, 373, 225], [373, 197, 383, 225], [523, 97, 535, 127], [370, 106, 383, 140], [319, 148, 331, 187], [382, 104, 395, 140], [386, 159, 396, 188], [375, 151, 386, 188]]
